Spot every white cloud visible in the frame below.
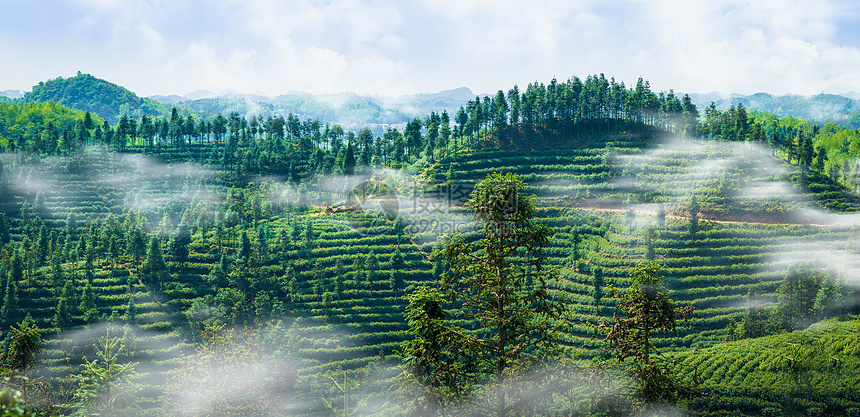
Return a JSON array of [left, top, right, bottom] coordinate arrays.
[[617, 0, 860, 95], [2, 0, 860, 96]]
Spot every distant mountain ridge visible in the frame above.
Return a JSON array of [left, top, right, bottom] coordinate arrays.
[[689, 92, 860, 128], [13, 72, 475, 130], [0, 89, 24, 99], [19, 72, 860, 131], [147, 86, 477, 130]]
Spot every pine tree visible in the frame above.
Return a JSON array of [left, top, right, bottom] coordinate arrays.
[[598, 261, 696, 408], [332, 263, 345, 302], [69, 330, 140, 416], [687, 195, 699, 238], [238, 231, 251, 261], [9, 251, 23, 285], [401, 173, 567, 416], [2, 319, 43, 372], [108, 234, 120, 268], [343, 141, 356, 175], [37, 225, 49, 266], [366, 251, 379, 272], [304, 220, 316, 247], [389, 271, 403, 294], [80, 282, 97, 323], [593, 267, 604, 306], [357, 270, 369, 291], [0, 213, 10, 245], [124, 297, 138, 324], [1, 278, 19, 326], [53, 282, 74, 329], [208, 255, 229, 288], [170, 224, 191, 269], [141, 237, 167, 288]]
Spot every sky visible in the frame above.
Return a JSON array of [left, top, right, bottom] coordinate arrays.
[[2, 0, 860, 98]]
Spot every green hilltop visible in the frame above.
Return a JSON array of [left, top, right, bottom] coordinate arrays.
[[24, 72, 169, 124]]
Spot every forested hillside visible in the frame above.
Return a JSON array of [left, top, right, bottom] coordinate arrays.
[[24, 72, 169, 124], [0, 73, 859, 416]]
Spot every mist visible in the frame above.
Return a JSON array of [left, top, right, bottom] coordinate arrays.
[[0, 146, 222, 228], [613, 137, 800, 214]]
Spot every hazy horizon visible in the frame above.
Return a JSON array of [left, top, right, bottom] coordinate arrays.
[[3, 1, 860, 98], [4, 74, 860, 103]]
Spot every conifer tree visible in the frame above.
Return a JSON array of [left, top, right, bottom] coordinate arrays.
[[644, 228, 655, 260], [389, 271, 403, 294], [366, 251, 379, 272], [687, 195, 699, 238], [334, 273, 344, 302], [141, 237, 167, 288], [124, 297, 138, 324], [170, 224, 191, 269], [108, 234, 120, 268], [2, 319, 43, 373], [593, 267, 604, 306], [80, 282, 97, 323], [9, 251, 23, 286], [364, 270, 374, 291], [0, 213, 10, 246], [69, 330, 140, 416], [37, 225, 49, 266], [208, 255, 229, 288], [343, 142, 356, 175], [304, 220, 316, 247], [54, 281, 76, 329], [238, 231, 252, 261], [401, 173, 567, 416], [598, 261, 696, 409], [1, 278, 18, 326]]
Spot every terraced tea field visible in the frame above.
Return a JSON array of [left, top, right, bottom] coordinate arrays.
[[4, 132, 860, 414], [676, 317, 860, 416]]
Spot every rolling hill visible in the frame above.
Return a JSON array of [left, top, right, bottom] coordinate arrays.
[[1, 74, 860, 415], [24, 72, 169, 124]]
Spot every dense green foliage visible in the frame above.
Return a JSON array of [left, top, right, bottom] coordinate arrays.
[[701, 92, 860, 129], [675, 317, 860, 416], [598, 261, 696, 409], [67, 330, 140, 416], [2, 72, 860, 415], [699, 103, 860, 212], [24, 72, 168, 124], [401, 173, 566, 416], [0, 101, 102, 153]]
